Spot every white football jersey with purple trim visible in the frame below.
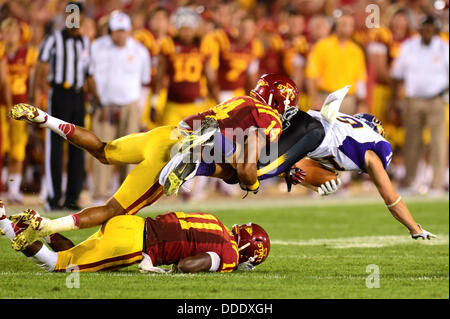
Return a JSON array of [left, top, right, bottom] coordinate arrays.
[[306, 110, 393, 172]]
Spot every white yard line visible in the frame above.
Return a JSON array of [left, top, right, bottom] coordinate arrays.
[[271, 234, 449, 249], [140, 194, 448, 213]]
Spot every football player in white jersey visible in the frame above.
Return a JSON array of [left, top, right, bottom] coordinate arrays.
[[283, 111, 435, 240]]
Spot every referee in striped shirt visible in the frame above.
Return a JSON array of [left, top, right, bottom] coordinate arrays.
[[32, 2, 101, 211]]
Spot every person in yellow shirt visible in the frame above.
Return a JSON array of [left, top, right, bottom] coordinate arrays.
[[0, 17, 38, 203], [306, 13, 367, 115]]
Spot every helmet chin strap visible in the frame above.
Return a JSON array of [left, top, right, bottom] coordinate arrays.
[[267, 93, 273, 106], [238, 242, 251, 251], [282, 90, 298, 121]]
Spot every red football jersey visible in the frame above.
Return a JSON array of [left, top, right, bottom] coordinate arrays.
[[144, 212, 239, 272], [215, 29, 264, 91], [182, 96, 282, 143], [5, 45, 38, 104], [159, 35, 217, 103]]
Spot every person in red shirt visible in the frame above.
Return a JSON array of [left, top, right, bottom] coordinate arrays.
[[215, 16, 264, 102], [151, 7, 220, 127], [0, 201, 270, 274]]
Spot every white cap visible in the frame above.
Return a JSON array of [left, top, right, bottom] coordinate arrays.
[[171, 7, 200, 29], [109, 12, 131, 31]]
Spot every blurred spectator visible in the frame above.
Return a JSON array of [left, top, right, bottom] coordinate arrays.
[[391, 15, 449, 195], [367, 9, 413, 149], [132, 7, 169, 131], [149, 6, 171, 39], [152, 7, 219, 126], [32, 1, 100, 211], [0, 34, 10, 194], [216, 15, 263, 101], [0, 0, 448, 203], [280, 10, 309, 91], [0, 17, 38, 203], [308, 14, 332, 44], [306, 13, 367, 113], [89, 11, 150, 202], [258, 19, 284, 76]]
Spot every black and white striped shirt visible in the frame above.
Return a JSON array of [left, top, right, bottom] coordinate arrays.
[[38, 29, 91, 90]]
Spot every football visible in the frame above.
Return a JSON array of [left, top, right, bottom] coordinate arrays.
[[293, 158, 338, 188]]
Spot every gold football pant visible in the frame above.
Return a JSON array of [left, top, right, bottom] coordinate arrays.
[[161, 100, 208, 126], [54, 215, 144, 272], [1, 107, 29, 161], [104, 125, 181, 215]]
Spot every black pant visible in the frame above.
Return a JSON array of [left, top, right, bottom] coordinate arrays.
[[46, 85, 85, 207]]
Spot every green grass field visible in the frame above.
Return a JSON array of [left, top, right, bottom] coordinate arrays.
[[0, 197, 448, 299]]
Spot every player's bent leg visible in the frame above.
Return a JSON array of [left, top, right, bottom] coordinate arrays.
[[112, 126, 181, 214], [45, 233, 75, 252], [9, 103, 109, 163], [10, 199, 125, 251], [54, 215, 145, 272], [113, 158, 165, 215], [104, 125, 180, 165], [77, 197, 126, 229]]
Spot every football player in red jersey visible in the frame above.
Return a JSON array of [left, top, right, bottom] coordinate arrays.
[[215, 15, 264, 102], [0, 201, 270, 273], [150, 7, 220, 126], [160, 73, 299, 196]]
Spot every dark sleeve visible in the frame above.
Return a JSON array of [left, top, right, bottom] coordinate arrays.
[[257, 111, 325, 180]]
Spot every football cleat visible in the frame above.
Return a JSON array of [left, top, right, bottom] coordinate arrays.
[[9, 103, 48, 126], [177, 117, 219, 154], [162, 118, 218, 196], [9, 209, 51, 251], [163, 160, 199, 196]]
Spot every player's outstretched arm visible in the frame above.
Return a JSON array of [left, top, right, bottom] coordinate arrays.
[[364, 150, 435, 239], [177, 253, 213, 273], [234, 129, 266, 194]]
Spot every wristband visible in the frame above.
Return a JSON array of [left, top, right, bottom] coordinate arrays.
[[386, 196, 402, 208], [246, 180, 260, 191]]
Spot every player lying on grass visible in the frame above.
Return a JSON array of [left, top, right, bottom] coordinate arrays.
[[7, 73, 288, 251], [162, 86, 436, 240], [0, 201, 270, 273]]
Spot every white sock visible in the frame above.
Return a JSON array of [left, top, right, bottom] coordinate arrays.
[[8, 173, 22, 195], [47, 215, 79, 234], [40, 111, 75, 140], [28, 244, 58, 272], [0, 218, 17, 241]]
